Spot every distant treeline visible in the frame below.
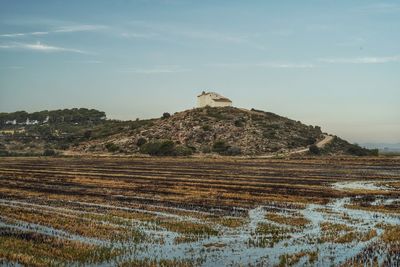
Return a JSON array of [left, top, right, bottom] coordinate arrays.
[[0, 108, 106, 126]]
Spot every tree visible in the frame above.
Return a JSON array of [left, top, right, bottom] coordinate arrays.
[[83, 130, 92, 140]]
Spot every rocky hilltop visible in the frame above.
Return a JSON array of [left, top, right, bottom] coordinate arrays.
[[73, 107, 375, 156]]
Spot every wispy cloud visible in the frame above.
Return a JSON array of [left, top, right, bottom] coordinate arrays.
[[65, 60, 102, 64], [0, 41, 87, 54], [53, 24, 108, 33], [126, 21, 266, 50], [319, 55, 400, 64], [210, 62, 314, 69], [118, 65, 190, 74], [0, 24, 107, 38], [120, 32, 161, 39], [358, 3, 400, 13]]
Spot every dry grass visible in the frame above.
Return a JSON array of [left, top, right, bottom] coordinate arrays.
[[266, 212, 310, 228], [0, 228, 120, 267]]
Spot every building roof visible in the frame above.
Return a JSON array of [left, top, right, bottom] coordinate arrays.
[[197, 91, 232, 102]]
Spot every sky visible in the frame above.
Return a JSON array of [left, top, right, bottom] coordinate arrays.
[[0, 0, 399, 143]]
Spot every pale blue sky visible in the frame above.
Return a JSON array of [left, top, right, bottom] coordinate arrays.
[[0, 0, 399, 143]]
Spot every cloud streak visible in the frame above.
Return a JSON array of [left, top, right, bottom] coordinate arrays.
[[319, 55, 400, 64], [210, 62, 314, 69], [0, 24, 107, 38], [0, 41, 87, 54], [357, 3, 400, 13], [118, 65, 190, 74], [127, 21, 266, 50]]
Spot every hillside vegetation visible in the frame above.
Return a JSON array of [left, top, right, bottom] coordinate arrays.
[[71, 107, 376, 156], [0, 107, 376, 157], [0, 108, 153, 156]]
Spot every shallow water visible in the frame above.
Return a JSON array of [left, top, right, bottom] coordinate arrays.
[[1, 193, 399, 266], [332, 180, 394, 191], [114, 196, 400, 266]]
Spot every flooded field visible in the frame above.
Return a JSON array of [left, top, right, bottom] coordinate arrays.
[[0, 157, 399, 266]]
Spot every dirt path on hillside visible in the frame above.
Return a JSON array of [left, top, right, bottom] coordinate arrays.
[[287, 134, 333, 155], [316, 134, 334, 148], [255, 134, 334, 158]]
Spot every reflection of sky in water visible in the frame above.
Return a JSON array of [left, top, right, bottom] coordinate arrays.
[[1, 193, 399, 266]]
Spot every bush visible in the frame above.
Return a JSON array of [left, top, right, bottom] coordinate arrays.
[[105, 142, 120, 153], [0, 150, 10, 157], [225, 146, 241, 156], [263, 130, 276, 139], [234, 119, 244, 127], [202, 124, 211, 131], [201, 146, 211, 153], [307, 137, 317, 145], [140, 140, 194, 156], [347, 144, 378, 156], [173, 145, 193, 156], [162, 112, 171, 119], [136, 137, 147, 147], [370, 149, 379, 156], [212, 140, 242, 155], [212, 140, 229, 154], [309, 145, 321, 155], [43, 149, 56, 156], [140, 140, 175, 156]]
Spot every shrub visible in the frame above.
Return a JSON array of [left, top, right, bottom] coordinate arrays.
[[140, 140, 175, 156], [225, 146, 241, 156], [201, 146, 212, 153], [105, 142, 120, 153], [140, 140, 194, 156], [211, 140, 241, 155], [136, 137, 147, 147], [43, 149, 56, 156], [212, 140, 229, 154], [162, 112, 171, 119], [263, 130, 276, 139], [347, 144, 378, 156], [202, 124, 211, 131], [309, 145, 321, 155], [307, 137, 317, 145], [0, 150, 10, 157], [206, 107, 226, 120], [173, 145, 193, 156], [370, 149, 379, 156], [234, 119, 244, 127]]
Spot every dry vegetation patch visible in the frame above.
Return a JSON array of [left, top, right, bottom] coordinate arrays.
[[266, 212, 310, 228]]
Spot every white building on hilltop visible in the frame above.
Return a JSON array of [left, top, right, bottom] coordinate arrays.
[[197, 91, 232, 108]]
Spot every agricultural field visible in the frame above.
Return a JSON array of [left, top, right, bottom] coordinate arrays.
[[0, 156, 399, 266]]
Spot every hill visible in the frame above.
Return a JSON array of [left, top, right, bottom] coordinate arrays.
[[0, 106, 377, 157], [70, 106, 376, 157]]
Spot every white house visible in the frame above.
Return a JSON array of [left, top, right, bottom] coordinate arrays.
[[197, 91, 232, 108], [26, 118, 39, 125]]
